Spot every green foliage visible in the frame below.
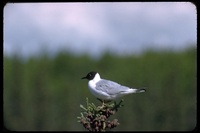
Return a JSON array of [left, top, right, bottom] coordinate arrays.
[[77, 98, 123, 131], [3, 47, 196, 131]]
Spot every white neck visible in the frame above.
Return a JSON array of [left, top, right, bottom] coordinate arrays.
[[93, 73, 101, 83]]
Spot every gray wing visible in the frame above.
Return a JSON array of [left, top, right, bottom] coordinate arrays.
[[96, 79, 130, 95]]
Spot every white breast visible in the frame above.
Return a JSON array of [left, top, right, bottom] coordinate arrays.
[[88, 79, 110, 100]]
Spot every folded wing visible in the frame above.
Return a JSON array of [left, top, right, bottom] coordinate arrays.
[[96, 79, 131, 95]]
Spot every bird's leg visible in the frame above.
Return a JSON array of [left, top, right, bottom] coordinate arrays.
[[97, 98, 105, 107], [104, 100, 112, 103], [97, 98, 103, 102]]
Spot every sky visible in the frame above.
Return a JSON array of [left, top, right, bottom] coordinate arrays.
[[3, 2, 197, 59]]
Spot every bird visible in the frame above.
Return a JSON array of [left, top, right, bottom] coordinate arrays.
[[82, 71, 146, 102]]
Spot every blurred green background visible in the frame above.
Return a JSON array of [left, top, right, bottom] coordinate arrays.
[[3, 47, 196, 131]]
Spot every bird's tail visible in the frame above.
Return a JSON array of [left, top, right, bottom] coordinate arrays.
[[129, 88, 146, 93]]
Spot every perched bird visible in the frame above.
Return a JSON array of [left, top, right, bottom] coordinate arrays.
[[82, 71, 146, 102]]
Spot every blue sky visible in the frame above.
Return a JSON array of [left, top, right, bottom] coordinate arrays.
[[4, 2, 197, 59]]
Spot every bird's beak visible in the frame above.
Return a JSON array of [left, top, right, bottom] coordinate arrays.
[[81, 76, 87, 79]]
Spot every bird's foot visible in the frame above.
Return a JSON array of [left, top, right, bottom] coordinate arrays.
[[97, 98, 112, 108], [97, 98, 105, 107]]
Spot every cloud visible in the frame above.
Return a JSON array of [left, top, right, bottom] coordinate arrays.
[[3, 2, 197, 59]]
